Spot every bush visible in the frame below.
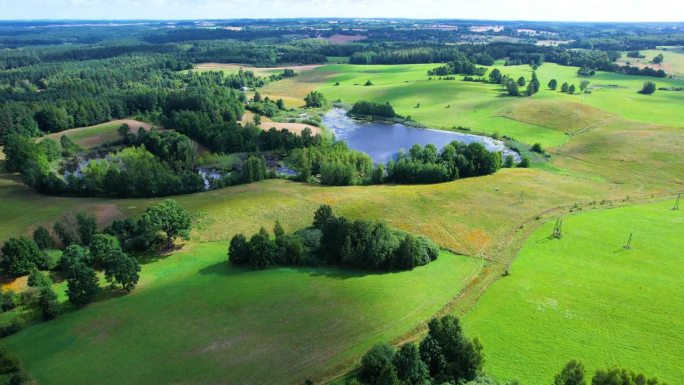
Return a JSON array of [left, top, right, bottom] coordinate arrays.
[[638, 81, 656, 95], [304, 91, 327, 108], [531, 143, 543, 153]]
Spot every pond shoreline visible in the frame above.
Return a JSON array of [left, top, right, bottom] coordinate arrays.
[[322, 107, 521, 163]]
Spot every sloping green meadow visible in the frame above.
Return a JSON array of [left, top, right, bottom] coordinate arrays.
[[4, 243, 482, 385], [464, 200, 684, 384]]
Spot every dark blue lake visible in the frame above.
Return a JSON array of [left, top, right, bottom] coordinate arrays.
[[323, 108, 519, 163]]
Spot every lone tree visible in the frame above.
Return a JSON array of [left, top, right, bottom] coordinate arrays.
[[140, 199, 192, 249], [488, 68, 502, 84], [639, 81, 656, 95], [554, 360, 586, 385], [652, 53, 664, 64], [568, 84, 576, 94], [579, 80, 591, 93], [548, 79, 558, 90]]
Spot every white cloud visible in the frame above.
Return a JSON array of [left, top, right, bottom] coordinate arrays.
[[0, 0, 682, 21]]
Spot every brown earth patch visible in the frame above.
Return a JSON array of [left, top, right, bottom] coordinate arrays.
[[328, 34, 367, 44]]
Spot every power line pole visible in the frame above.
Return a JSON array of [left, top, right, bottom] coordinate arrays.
[[552, 217, 563, 239], [624, 233, 633, 249]]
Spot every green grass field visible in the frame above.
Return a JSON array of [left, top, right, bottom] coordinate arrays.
[[463, 200, 684, 384], [42, 119, 152, 149], [1, 58, 684, 385], [260, 62, 684, 148], [3, 243, 483, 385]]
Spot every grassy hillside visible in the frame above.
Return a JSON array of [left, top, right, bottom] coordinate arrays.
[[3, 243, 482, 385], [260, 62, 684, 148], [463, 200, 684, 384], [41, 119, 152, 149]]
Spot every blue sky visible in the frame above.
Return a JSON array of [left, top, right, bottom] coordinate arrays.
[[1, 0, 682, 22]]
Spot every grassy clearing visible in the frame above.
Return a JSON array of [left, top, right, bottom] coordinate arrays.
[[3, 243, 483, 385], [192, 63, 323, 76], [41, 119, 152, 149], [463, 200, 684, 384], [616, 48, 684, 77]]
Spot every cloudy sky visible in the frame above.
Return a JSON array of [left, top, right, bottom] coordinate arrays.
[[0, 0, 682, 22]]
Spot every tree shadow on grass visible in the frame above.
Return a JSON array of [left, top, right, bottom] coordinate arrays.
[[196, 261, 396, 280], [136, 244, 184, 265]]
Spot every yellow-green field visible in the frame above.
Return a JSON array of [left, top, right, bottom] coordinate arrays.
[[42, 119, 152, 149], [1, 58, 684, 385], [464, 200, 684, 384]]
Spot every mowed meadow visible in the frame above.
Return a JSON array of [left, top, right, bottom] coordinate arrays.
[[1, 52, 684, 385], [464, 200, 684, 384], [3, 243, 483, 385]]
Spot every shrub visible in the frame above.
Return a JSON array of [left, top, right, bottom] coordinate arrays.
[[531, 143, 543, 153], [638, 81, 656, 95]]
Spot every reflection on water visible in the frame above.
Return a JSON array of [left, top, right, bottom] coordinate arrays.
[[323, 108, 520, 163]]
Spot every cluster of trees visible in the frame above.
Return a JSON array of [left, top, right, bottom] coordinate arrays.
[[230, 205, 440, 271], [547, 79, 592, 95], [553, 360, 666, 385], [0, 347, 30, 385], [288, 141, 373, 185], [246, 91, 287, 117], [355, 316, 484, 385], [304, 91, 327, 108], [349, 101, 396, 118], [384, 142, 502, 184], [0, 200, 190, 322], [428, 54, 486, 77]]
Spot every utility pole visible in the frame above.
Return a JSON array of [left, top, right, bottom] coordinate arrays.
[[552, 217, 563, 239], [624, 233, 633, 249]]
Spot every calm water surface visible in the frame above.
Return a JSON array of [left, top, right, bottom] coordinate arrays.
[[323, 108, 520, 163]]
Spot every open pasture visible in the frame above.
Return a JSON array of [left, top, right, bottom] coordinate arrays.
[[41, 119, 152, 149], [193, 63, 323, 76], [3, 243, 483, 385], [463, 200, 684, 384], [260, 62, 684, 148]]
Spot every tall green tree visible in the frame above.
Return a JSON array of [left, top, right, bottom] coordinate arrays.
[[360, 344, 396, 384], [65, 262, 99, 307], [76, 212, 97, 246], [554, 360, 586, 385], [33, 226, 54, 250], [393, 343, 430, 385], [1, 236, 45, 277], [488, 68, 502, 84], [140, 199, 192, 248], [548, 79, 558, 90], [104, 252, 140, 292]]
